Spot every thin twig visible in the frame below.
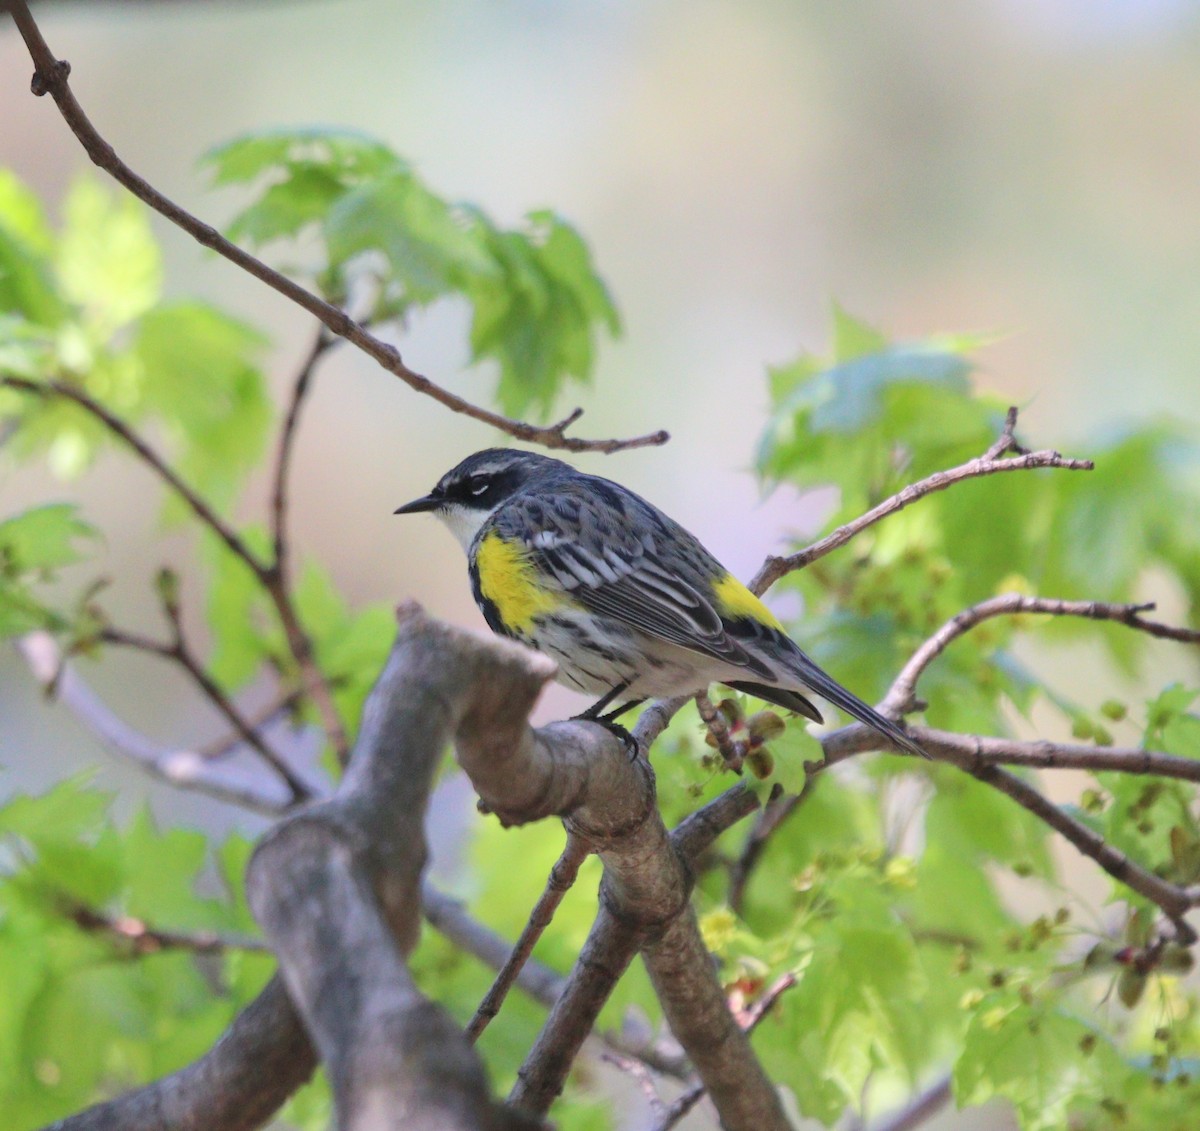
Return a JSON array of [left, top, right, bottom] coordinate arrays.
[[749, 407, 1092, 595], [14, 632, 294, 815], [695, 691, 743, 771], [1, 376, 263, 572], [729, 776, 817, 912], [198, 691, 302, 760], [819, 722, 1200, 942], [5, 1, 667, 456], [64, 899, 269, 956], [101, 626, 314, 803], [883, 594, 1199, 714], [269, 328, 333, 582], [466, 834, 590, 1042], [1, 374, 350, 762], [649, 974, 797, 1131]]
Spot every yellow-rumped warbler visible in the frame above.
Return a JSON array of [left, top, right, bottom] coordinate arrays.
[[396, 448, 923, 757]]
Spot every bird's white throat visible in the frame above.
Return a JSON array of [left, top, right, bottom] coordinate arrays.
[[436, 503, 494, 553]]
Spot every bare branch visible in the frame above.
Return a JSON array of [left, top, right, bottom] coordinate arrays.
[[270, 328, 334, 581], [0, 374, 351, 762], [4, 1, 667, 456], [46, 975, 316, 1131], [1, 376, 264, 572], [100, 625, 315, 803], [466, 834, 590, 1042], [62, 899, 269, 956], [883, 594, 1200, 714], [509, 777, 764, 1118], [14, 631, 293, 816], [649, 974, 798, 1131], [748, 407, 1092, 595], [821, 722, 1200, 942]]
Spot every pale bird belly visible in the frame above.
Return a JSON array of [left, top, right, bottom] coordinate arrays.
[[526, 612, 718, 698]]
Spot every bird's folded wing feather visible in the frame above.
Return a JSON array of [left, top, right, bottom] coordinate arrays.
[[501, 491, 775, 678]]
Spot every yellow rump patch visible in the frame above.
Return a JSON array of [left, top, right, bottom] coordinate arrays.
[[712, 573, 783, 630], [476, 532, 564, 633]]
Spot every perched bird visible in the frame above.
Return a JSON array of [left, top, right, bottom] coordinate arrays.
[[395, 448, 923, 757]]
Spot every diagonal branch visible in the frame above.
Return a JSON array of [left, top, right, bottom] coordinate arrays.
[[1, 374, 350, 762], [269, 327, 334, 582], [748, 406, 1093, 595], [15, 631, 294, 816], [100, 625, 315, 804], [5, 0, 667, 456], [2, 376, 264, 572], [62, 899, 270, 956], [466, 833, 590, 1042]]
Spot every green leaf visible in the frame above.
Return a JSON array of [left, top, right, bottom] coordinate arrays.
[[465, 209, 619, 416], [0, 504, 98, 573], [133, 302, 271, 513], [56, 177, 161, 337]]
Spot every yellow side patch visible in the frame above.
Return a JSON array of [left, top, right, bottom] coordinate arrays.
[[712, 573, 783, 629], [476, 532, 563, 633]]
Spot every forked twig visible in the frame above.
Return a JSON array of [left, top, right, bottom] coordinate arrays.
[[5, 0, 667, 456]]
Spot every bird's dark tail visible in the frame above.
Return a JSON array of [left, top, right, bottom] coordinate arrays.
[[732, 654, 928, 760]]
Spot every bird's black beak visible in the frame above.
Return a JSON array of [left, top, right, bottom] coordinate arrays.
[[393, 493, 441, 515]]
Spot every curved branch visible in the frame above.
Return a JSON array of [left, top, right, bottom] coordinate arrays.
[[883, 594, 1200, 714], [821, 722, 1200, 941], [749, 407, 1093, 595], [14, 631, 294, 816], [270, 328, 334, 580], [5, 0, 667, 456], [2, 376, 263, 572], [1, 374, 351, 762]]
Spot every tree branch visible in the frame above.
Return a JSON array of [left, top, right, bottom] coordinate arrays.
[[748, 407, 1093, 594], [649, 973, 797, 1131], [466, 834, 590, 1042], [269, 327, 334, 582], [62, 899, 269, 956], [882, 594, 1200, 715], [1, 376, 264, 572], [14, 631, 294, 816], [100, 624, 315, 804], [508, 778, 762, 1117], [0, 373, 351, 763], [4, 0, 667, 456]]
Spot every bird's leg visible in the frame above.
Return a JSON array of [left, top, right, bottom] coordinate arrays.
[[577, 680, 631, 720], [574, 682, 641, 759]]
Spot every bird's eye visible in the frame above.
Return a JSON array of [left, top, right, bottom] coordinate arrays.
[[468, 476, 490, 497]]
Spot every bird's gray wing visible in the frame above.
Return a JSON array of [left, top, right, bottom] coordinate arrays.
[[497, 487, 776, 679]]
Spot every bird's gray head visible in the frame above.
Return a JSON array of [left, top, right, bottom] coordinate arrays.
[[394, 448, 569, 551]]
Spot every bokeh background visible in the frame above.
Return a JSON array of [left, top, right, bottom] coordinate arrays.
[[4, 2, 1200, 1126]]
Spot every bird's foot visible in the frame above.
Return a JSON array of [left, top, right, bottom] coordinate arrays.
[[572, 711, 641, 760]]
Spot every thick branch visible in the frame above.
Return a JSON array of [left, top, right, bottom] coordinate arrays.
[[47, 976, 315, 1131], [245, 607, 536, 1131], [5, 1, 666, 455], [508, 780, 763, 1118]]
